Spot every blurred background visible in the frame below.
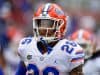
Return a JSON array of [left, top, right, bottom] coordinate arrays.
[[0, 0, 100, 75]]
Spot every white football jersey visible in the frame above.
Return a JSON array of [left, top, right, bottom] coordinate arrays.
[[18, 37, 84, 75]]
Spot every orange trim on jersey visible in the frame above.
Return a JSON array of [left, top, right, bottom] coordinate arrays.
[[71, 58, 84, 62], [75, 50, 84, 54], [76, 50, 83, 53]]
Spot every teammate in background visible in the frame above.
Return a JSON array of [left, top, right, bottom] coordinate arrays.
[[16, 3, 84, 75], [70, 29, 96, 59]]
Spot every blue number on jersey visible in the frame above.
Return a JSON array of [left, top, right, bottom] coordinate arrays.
[[27, 64, 59, 75], [27, 64, 39, 75], [21, 38, 32, 44], [43, 67, 59, 75], [61, 41, 77, 54], [66, 41, 77, 47]]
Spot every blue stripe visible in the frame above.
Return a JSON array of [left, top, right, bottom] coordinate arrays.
[[71, 56, 84, 61], [76, 51, 84, 55]]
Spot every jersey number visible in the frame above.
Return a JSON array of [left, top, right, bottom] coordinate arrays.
[[61, 41, 77, 54], [27, 64, 59, 75], [21, 38, 32, 44]]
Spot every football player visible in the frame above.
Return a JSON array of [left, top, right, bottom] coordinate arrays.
[[16, 3, 84, 75], [70, 29, 96, 59]]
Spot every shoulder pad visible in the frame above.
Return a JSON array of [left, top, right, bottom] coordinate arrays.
[[61, 39, 84, 55], [19, 37, 33, 46], [18, 37, 34, 59], [18, 37, 33, 53]]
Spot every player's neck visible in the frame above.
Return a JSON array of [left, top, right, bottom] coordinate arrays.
[[37, 40, 58, 54]]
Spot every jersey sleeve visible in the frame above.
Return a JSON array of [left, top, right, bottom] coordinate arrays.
[[61, 39, 84, 71], [69, 43, 84, 71], [18, 38, 29, 61], [18, 37, 33, 61]]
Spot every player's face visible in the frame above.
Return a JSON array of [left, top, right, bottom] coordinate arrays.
[[34, 19, 57, 37]]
